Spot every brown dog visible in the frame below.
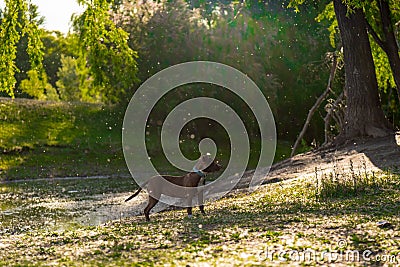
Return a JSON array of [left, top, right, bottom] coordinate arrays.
[[125, 155, 222, 221]]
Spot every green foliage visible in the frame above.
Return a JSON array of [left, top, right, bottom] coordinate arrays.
[[115, 0, 331, 141], [115, 0, 205, 79], [56, 56, 80, 101], [56, 55, 97, 102], [0, 0, 25, 97], [41, 31, 75, 88], [20, 69, 58, 101], [73, 0, 139, 103], [41, 32, 99, 103], [204, 6, 282, 113], [371, 41, 396, 91], [316, 2, 338, 47], [25, 3, 44, 73], [0, 0, 45, 97]]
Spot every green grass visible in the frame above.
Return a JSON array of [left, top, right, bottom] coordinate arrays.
[[0, 171, 399, 266], [0, 98, 128, 180], [0, 98, 294, 180], [315, 160, 400, 200]]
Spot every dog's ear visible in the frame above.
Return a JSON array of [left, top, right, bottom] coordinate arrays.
[[194, 153, 213, 171]]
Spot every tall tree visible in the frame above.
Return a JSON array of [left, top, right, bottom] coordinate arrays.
[[73, 0, 139, 103], [333, 0, 392, 140], [0, 0, 45, 98]]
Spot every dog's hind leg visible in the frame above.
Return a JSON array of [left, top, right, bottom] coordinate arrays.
[[144, 196, 158, 222], [186, 206, 193, 218]]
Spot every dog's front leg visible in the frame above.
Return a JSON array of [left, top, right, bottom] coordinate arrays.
[[198, 186, 206, 215], [186, 189, 193, 218]]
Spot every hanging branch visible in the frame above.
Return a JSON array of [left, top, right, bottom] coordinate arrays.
[[291, 52, 338, 157]]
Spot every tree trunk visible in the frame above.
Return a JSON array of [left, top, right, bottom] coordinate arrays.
[[378, 0, 400, 103], [333, 0, 392, 141]]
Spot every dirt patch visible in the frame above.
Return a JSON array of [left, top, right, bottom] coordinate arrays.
[[237, 133, 400, 188]]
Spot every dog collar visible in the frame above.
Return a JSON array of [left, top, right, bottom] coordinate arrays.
[[193, 167, 206, 177]]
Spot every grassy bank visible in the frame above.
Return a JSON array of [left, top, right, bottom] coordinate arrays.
[[0, 98, 127, 180], [0, 98, 293, 180], [0, 171, 399, 266]]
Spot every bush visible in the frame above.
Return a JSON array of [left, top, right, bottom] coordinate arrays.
[[20, 69, 59, 101]]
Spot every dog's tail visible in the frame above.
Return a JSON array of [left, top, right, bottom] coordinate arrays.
[[125, 188, 142, 202]]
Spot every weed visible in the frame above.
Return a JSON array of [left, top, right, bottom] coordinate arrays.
[[315, 162, 399, 200]]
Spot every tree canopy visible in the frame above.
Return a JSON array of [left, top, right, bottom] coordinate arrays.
[[73, 0, 139, 103]]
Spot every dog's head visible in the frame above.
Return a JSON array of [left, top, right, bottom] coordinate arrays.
[[194, 154, 222, 173]]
